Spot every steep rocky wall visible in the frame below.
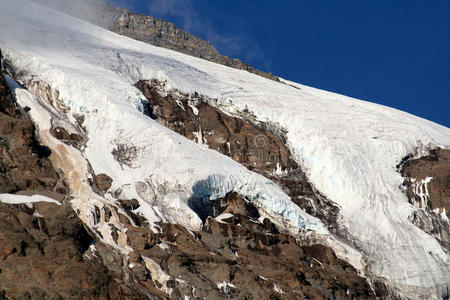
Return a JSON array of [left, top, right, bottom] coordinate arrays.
[[400, 149, 450, 250], [118, 192, 384, 299], [0, 202, 153, 300], [0, 58, 63, 195], [401, 149, 450, 217]]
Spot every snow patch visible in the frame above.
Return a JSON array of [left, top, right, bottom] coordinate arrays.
[[142, 256, 173, 295], [188, 103, 198, 115], [215, 213, 235, 223], [273, 284, 285, 294], [0, 194, 61, 206], [217, 281, 236, 294]]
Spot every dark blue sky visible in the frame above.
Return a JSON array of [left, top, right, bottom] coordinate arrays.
[[108, 0, 450, 127]]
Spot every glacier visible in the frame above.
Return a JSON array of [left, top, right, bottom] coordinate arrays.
[[0, 0, 449, 298]]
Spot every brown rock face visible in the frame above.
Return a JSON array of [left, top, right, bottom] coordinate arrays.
[[122, 192, 381, 299], [400, 149, 450, 250], [0, 71, 64, 195], [95, 173, 113, 192], [401, 149, 450, 218], [0, 202, 148, 300], [136, 80, 341, 233], [0, 57, 16, 116], [136, 80, 292, 173], [50, 126, 83, 143]]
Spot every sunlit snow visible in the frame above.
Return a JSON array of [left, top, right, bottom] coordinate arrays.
[[0, 0, 449, 298]]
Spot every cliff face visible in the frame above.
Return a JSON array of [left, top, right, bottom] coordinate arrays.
[[31, 0, 278, 81], [400, 149, 450, 250], [0, 202, 151, 300], [401, 149, 450, 217], [0, 59, 62, 195]]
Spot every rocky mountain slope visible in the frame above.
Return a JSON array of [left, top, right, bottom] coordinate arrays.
[[0, 62, 151, 299], [0, 0, 449, 299], [31, 0, 278, 81]]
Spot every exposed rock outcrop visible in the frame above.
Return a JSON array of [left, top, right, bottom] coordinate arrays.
[[0, 202, 152, 300], [0, 67, 64, 195], [50, 126, 83, 144], [95, 173, 113, 192], [119, 192, 383, 299], [136, 79, 343, 234], [401, 149, 450, 217], [400, 149, 450, 250]]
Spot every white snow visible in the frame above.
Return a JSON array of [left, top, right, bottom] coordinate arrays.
[[273, 283, 285, 294], [188, 103, 199, 115], [0, 194, 61, 206], [1, 1, 449, 298], [217, 281, 236, 294], [258, 275, 268, 281], [157, 242, 171, 252], [89, 244, 98, 258], [440, 208, 449, 223], [141, 256, 173, 295], [411, 176, 433, 208], [215, 213, 235, 223], [433, 207, 449, 223]]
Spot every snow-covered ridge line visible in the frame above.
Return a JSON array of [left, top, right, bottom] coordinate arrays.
[[0, 1, 449, 298]]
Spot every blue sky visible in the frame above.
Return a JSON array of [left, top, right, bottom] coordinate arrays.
[[107, 0, 450, 127]]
